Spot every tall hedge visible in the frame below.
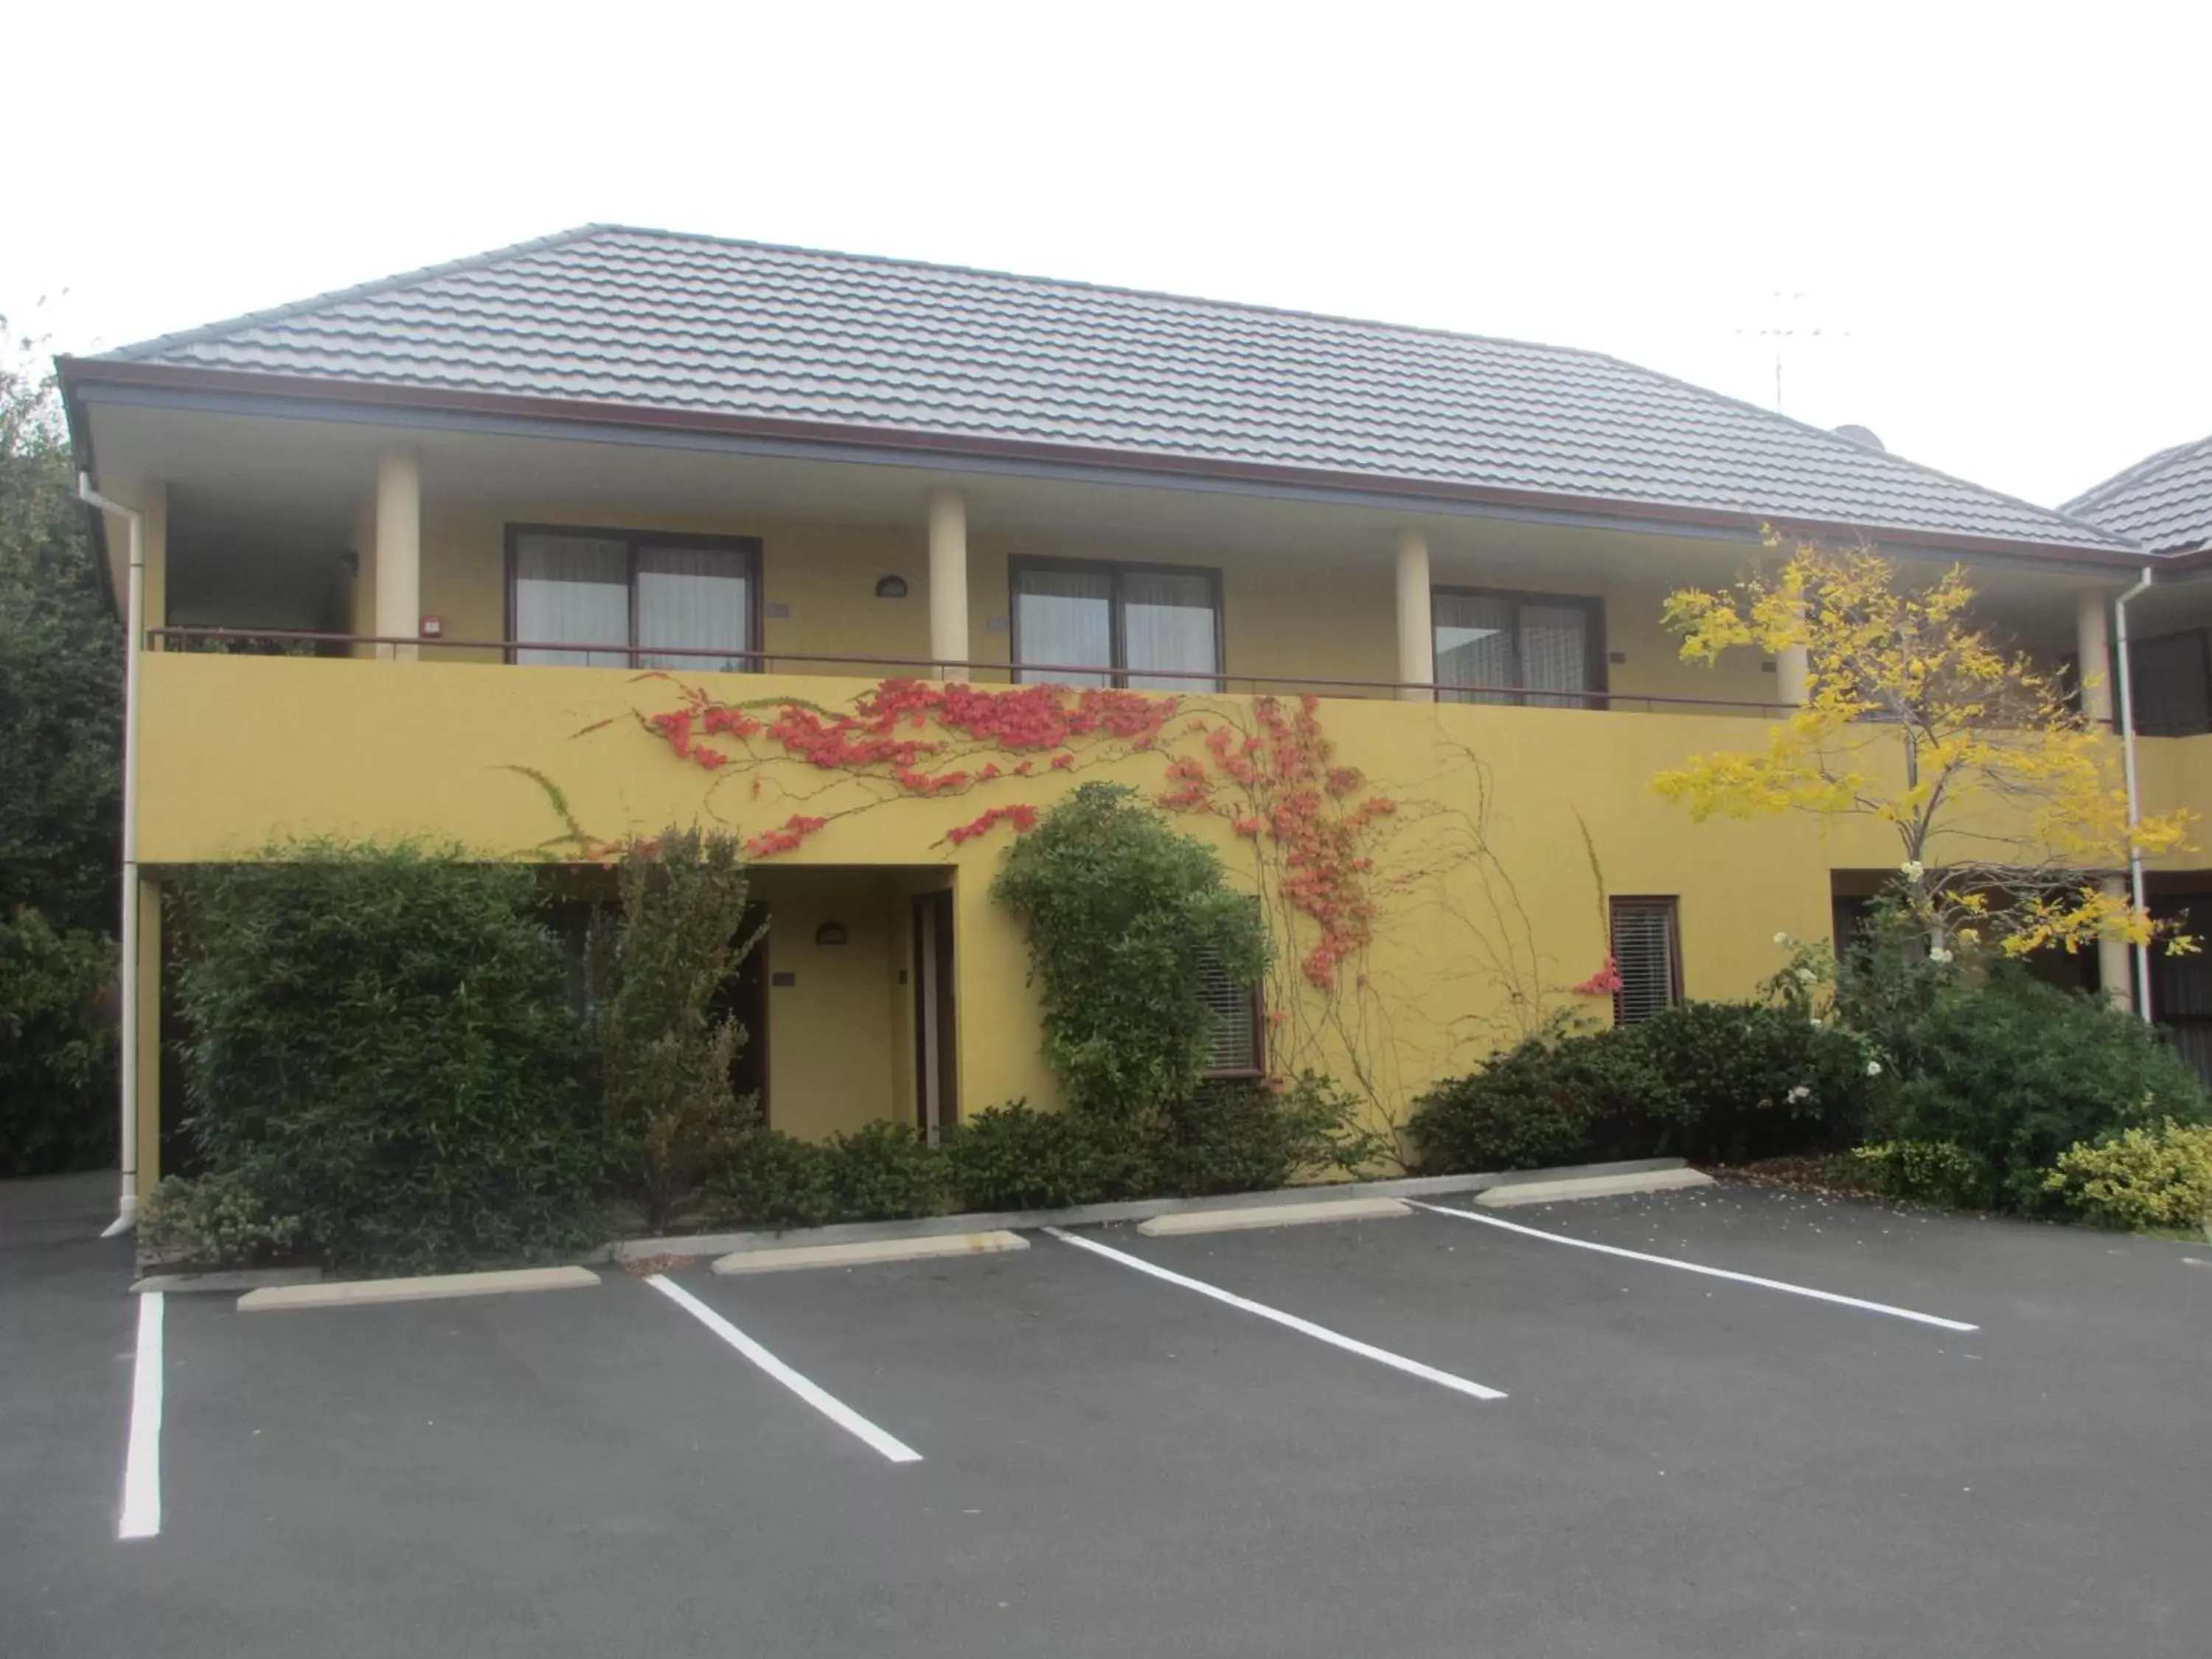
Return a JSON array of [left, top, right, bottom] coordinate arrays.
[[0, 908, 116, 1176], [157, 844, 601, 1270]]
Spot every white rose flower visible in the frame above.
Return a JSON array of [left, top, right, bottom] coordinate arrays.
[[1787, 1085, 1812, 1104], [1865, 1059, 1884, 1078], [1809, 1016, 1823, 1029], [1899, 859, 1925, 882], [1927, 946, 1954, 965], [1773, 931, 1791, 947]]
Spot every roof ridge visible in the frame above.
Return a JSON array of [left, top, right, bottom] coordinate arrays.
[[2062, 431, 2212, 518], [91, 226, 608, 364], [557, 223, 1664, 367]]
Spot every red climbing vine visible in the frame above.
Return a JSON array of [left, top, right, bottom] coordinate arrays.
[[942, 803, 1041, 845], [622, 678, 1394, 994], [1155, 695, 1396, 991], [1571, 956, 1624, 996]]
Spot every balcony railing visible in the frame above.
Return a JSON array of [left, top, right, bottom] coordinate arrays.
[[145, 627, 1796, 717]]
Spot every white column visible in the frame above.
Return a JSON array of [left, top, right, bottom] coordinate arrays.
[[928, 486, 969, 675], [2076, 589, 2114, 726], [373, 448, 422, 662], [1775, 623, 1810, 706], [1394, 526, 1433, 701]]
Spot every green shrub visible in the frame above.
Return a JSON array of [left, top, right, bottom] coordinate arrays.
[[2045, 1121, 2212, 1231], [1833, 1139, 1989, 1208], [589, 830, 762, 1230], [943, 1102, 1158, 1211], [992, 784, 1268, 1122], [170, 843, 602, 1272], [140, 1167, 304, 1266], [708, 1129, 838, 1231], [1877, 968, 2209, 1213], [1630, 1000, 1871, 1163], [1158, 1072, 1383, 1196], [0, 907, 116, 1176], [1408, 1020, 1663, 1175], [1829, 888, 1959, 1070], [827, 1120, 953, 1220]]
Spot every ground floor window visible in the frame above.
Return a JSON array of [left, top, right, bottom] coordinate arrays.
[[1197, 947, 1265, 1079], [1609, 896, 1680, 1025]]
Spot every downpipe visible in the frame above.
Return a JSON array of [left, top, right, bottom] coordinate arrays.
[[77, 475, 143, 1237], [2112, 566, 2156, 1025]]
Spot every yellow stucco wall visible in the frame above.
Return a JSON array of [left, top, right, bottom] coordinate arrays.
[[745, 866, 908, 1141], [139, 651, 2039, 1161]]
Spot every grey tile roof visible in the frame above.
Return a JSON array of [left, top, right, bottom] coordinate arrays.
[[2062, 435, 2212, 555], [94, 225, 2136, 554]]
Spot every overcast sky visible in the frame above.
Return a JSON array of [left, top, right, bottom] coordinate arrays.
[[10, 1, 2208, 509]]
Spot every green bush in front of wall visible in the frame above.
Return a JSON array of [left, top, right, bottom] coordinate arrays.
[[1627, 1000, 1874, 1163], [151, 841, 603, 1272], [1157, 1073, 1385, 1197], [1407, 996, 1876, 1177], [941, 1102, 1158, 1212], [827, 1119, 954, 1220], [707, 1129, 840, 1231], [1830, 1139, 1989, 1208], [1873, 966, 2210, 1214], [588, 828, 763, 1231], [992, 783, 1269, 1125], [1407, 1018, 1664, 1175], [2044, 1120, 2212, 1232]]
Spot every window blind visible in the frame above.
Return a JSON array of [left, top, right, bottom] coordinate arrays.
[[1609, 897, 1680, 1026], [1197, 948, 1261, 1074]]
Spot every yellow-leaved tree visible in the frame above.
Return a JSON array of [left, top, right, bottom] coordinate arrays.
[[1654, 538, 2194, 956]]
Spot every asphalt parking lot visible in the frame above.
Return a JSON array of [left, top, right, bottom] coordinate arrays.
[[5, 1173, 2208, 1659]]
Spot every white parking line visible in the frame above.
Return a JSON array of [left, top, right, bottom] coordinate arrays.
[[1411, 1201, 1979, 1333], [119, 1292, 164, 1540], [646, 1275, 923, 1464], [1044, 1228, 1506, 1401]]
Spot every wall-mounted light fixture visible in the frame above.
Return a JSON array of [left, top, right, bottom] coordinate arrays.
[[874, 575, 909, 599], [814, 920, 850, 946]]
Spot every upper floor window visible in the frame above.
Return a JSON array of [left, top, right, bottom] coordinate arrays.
[[1010, 557, 1222, 690], [2129, 629, 2211, 736], [508, 527, 760, 670], [1433, 588, 1604, 708]]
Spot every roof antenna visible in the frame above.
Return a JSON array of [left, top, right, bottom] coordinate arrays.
[[1735, 291, 1852, 414]]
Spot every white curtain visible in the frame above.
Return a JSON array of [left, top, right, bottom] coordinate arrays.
[[1015, 568, 1113, 686], [1433, 593, 1593, 706], [1433, 592, 1516, 703], [1519, 602, 1591, 709], [1123, 570, 1220, 691], [514, 535, 629, 667], [638, 545, 752, 671]]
